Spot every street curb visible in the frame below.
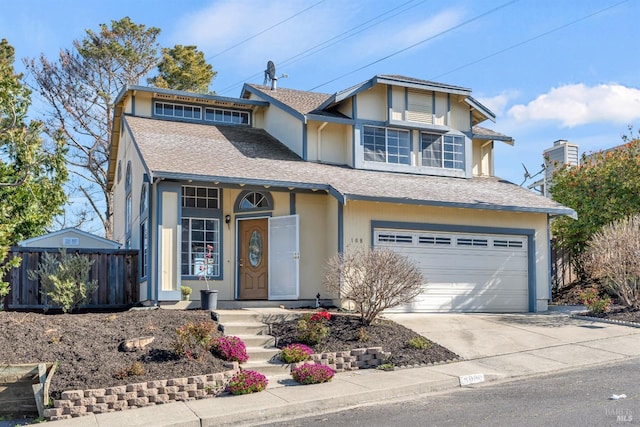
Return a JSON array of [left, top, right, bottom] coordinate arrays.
[[571, 314, 640, 329], [187, 375, 462, 427]]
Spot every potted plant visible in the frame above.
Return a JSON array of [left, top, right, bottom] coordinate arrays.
[[180, 286, 192, 301], [199, 244, 218, 310]]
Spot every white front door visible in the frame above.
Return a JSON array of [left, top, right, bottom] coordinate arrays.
[[268, 215, 299, 300]]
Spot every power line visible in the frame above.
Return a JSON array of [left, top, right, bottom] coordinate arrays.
[[307, 0, 520, 91], [207, 0, 327, 61], [430, 0, 630, 80], [217, 0, 426, 95]]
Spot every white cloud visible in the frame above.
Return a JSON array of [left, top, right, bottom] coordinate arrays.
[[171, 0, 349, 69], [352, 8, 465, 58], [476, 90, 520, 117], [508, 84, 640, 127]]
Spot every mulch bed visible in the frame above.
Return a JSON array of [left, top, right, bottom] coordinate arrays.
[[1, 309, 228, 400], [1, 308, 459, 407], [269, 312, 459, 367]]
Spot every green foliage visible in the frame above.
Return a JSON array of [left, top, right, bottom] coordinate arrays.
[[172, 321, 216, 361], [376, 363, 395, 371], [180, 285, 192, 300], [550, 131, 640, 275], [407, 336, 432, 350], [29, 250, 98, 313], [579, 287, 611, 314], [296, 313, 330, 346], [148, 45, 216, 93], [0, 39, 68, 301], [280, 343, 314, 363]]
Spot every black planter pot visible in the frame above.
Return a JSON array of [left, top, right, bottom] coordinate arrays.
[[200, 289, 218, 310]]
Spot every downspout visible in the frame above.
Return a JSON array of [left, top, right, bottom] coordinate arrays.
[[317, 122, 328, 161]]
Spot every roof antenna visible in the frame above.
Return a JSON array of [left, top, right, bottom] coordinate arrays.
[[264, 60, 277, 90]]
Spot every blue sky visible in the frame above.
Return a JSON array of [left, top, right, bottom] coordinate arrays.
[[3, 0, 639, 226]]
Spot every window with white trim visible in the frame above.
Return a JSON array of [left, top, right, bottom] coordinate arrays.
[[182, 186, 219, 209], [204, 107, 250, 125], [363, 126, 410, 165], [154, 101, 202, 120], [181, 218, 220, 277], [421, 133, 465, 170], [181, 185, 221, 278]]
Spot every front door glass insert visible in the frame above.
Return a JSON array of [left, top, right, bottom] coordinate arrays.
[[249, 230, 262, 267]]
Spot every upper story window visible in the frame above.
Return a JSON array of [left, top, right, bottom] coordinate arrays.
[[205, 108, 250, 125], [363, 125, 410, 165], [154, 101, 202, 120], [182, 185, 219, 209], [421, 132, 465, 170]]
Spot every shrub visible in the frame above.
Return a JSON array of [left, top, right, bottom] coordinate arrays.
[[280, 343, 314, 363], [407, 336, 432, 350], [297, 312, 331, 345], [226, 370, 268, 395], [113, 361, 145, 380], [173, 321, 216, 361], [291, 363, 335, 385], [583, 214, 640, 309], [357, 327, 369, 342], [579, 286, 612, 314], [324, 247, 424, 325], [180, 286, 192, 300], [28, 249, 98, 313], [212, 336, 249, 363], [377, 363, 395, 371]]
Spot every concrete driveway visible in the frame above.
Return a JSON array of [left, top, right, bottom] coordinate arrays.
[[384, 308, 640, 360]]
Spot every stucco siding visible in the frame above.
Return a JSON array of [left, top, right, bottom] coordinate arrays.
[[450, 96, 471, 131], [356, 85, 387, 122], [472, 139, 493, 177], [307, 121, 350, 165], [434, 92, 448, 126]]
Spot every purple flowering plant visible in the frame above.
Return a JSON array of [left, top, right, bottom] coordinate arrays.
[[227, 370, 268, 395], [291, 363, 336, 385], [280, 343, 314, 363], [211, 336, 249, 363]]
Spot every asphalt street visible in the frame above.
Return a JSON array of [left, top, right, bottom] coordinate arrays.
[[265, 359, 640, 427]]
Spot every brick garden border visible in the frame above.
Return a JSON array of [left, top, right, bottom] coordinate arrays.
[[44, 345, 443, 421], [44, 363, 238, 421]]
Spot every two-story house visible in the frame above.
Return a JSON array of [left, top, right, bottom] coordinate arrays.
[[107, 74, 574, 312]]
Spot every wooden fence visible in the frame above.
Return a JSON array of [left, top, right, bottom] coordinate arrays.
[[3, 248, 139, 310], [550, 239, 577, 291]]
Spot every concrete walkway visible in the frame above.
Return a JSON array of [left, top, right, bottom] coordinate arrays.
[[44, 308, 640, 426]]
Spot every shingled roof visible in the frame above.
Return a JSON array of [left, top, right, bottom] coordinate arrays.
[[242, 84, 332, 116], [127, 116, 574, 216]]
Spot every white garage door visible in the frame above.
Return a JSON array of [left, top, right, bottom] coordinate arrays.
[[375, 229, 528, 312]]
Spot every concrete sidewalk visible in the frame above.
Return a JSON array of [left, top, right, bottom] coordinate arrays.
[[44, 309, 640, 427]]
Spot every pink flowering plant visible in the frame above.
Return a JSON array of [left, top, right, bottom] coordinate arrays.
[[172, 321, 216, 361], [291, 363, 336, 385], [211, 336, 249, 363], [280, 343, 314, 363], [297, 310, 332, 345], [579, 286, 611, 314], [198, 244, 215, 290], [227, 370, 268, 395]]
